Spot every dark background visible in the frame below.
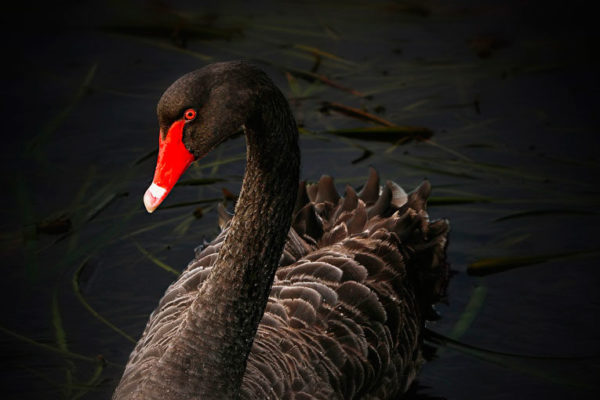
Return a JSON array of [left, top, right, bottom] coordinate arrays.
[[1, 1, 599, 399]]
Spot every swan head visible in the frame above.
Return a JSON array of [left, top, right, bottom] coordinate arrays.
[[144, 61, 265, 213]]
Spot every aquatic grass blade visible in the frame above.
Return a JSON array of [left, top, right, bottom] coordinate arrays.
[[291, 44, 357, 67], [426, 329, 599, 390], [325, 125, 433, 143], [468, 249, 600, 276], [176, 177, 226, 186], [15, 176, 39, 281], [70, 357, 106, 400], [428, 196, 492, 206], [52, 290, 74, 398], [448, 286, 487, 341], [72, 260, 136, 343], [321, 101, 395, 127], [494, 209, 594, 222], [0, 324, 101, 364], [134, 241, 180, 276]]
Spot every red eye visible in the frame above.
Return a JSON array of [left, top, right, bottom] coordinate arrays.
[[184, 109, 196, 121]]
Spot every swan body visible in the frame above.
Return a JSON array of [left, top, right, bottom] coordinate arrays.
[[113, 61, 449, 400]]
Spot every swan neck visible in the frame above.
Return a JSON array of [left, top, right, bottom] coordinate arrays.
[[179, 93, 299, 397]]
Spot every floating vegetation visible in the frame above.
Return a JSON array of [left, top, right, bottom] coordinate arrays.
[[281, 65, 365, 97], [494, 208, 595, 222], [426, 328, 599, 390], [176, 177, 227, 186], [0, 324, 103, 364], [446, 286, 488, 342], [320, 101, 396, 126], [134, 241, 180, 277], [72, 259, 137, 343], [37, 215, 72, 235], [468, 249, 600, 276], [290, 44, 358, 68], [468, 35, 511, 59], [325, 125, 433, 143], [428, 195, 492, 206]]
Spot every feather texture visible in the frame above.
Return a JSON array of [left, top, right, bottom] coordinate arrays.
[[117, 169, 449, 399]]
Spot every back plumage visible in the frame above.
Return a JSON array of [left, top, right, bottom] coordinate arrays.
[[116, 168, 448, 400]]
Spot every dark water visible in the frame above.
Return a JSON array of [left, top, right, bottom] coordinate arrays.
[[2, 1, 599, 399]]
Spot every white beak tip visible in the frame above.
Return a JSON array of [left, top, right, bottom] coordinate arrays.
[[143, 183, 167, 213]]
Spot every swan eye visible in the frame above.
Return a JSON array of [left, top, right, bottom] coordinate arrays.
[[184, 109, 197, 121]]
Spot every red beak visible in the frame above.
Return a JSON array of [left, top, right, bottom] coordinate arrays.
[[143, 120, 195, 213]]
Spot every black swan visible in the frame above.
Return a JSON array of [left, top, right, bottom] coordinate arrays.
[[113, 61, 449, 400]]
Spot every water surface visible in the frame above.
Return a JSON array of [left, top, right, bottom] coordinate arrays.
[[2, 1, 599, 399]]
